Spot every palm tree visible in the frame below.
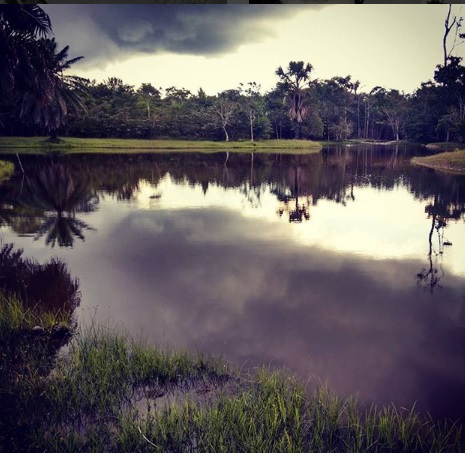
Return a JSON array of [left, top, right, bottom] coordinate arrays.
[[0, 5, 85, 139], [19, 39, 87, 140], [0, 5, 51, 94], [276, 61, 313, 139]]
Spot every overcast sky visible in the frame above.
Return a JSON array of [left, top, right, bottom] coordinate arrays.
[[43, 4, 465, 95]]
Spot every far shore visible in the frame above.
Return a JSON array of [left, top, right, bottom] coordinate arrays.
[[0, 137, 322, 154]]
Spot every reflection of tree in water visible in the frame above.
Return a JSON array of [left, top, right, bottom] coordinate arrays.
[[1, 149, 464, 239], [0, 244, 80, 447], [20, 163, 98, 247], [416, 215, 446, 292], [273, 165, 311, 223], [239, 153, 265, 209], [0, 242, 80, 376], [321, 146, 464, 293], [320, 145, 419, 205], [0, 243, 80, 315], [270, 155, 322, 223], [417, 192, 461, 292]]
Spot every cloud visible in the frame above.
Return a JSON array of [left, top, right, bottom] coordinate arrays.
[[43, 5, 313, 68], [82, 206, 465, 420]]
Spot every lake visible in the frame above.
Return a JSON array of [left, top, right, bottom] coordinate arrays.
[[1, 144, 464, 421]]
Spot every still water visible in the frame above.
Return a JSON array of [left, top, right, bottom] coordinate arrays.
[[1, 145, 464, 420]]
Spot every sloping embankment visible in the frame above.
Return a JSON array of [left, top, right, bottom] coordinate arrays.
[[411, 150, 465, 175]]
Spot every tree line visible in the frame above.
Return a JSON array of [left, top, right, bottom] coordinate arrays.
[[1, 5, 465, 144]]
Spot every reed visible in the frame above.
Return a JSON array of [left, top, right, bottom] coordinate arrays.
[[1, 314, 463, 452]]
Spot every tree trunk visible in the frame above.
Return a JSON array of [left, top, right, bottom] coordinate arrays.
[[443, 5, 455, 66], [364, 102, 370, 139], [48, 130, 61, 143], [223, 126, 229, 142]]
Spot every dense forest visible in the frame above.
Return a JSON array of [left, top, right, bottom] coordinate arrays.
[[1, 5, 465, 144]]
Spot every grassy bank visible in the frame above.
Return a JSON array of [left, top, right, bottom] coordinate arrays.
[[0, 137, 322, 154], [412, 150, 465, 174], [1, 297, 463, 452]]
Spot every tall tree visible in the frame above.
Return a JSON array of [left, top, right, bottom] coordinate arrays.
[[213, 90, 239, 142], [239, 82, 264, 143], [19, 39, 86, 139], [378, 89, 408, 141], [0, 5, 51, 95], [435, 57, 465, 136], [276, 61, 313, 139], [137, 83, 161, 120], [0, 6, 85, 139], [265, 85, 292, 139]]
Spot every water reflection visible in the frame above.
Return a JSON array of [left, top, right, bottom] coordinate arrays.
[[0, 242, 80, 316], [2, 162, 98, 247], [273, 166, 312, 223], [76, 206, 465, 420], [0, 243, 80, 448], [415, 177, 463, 292], [0, 146, 464, 421], [2, 146, 463, 232], [1, 147, 464, 279]]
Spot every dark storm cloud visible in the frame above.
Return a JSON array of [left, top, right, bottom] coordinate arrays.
[[43, 5, 311, 67]]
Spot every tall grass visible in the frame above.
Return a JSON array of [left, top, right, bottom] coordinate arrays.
[[3, 324, 458, 452], [0, 291, 75, 453], [0, 293, 69, 336]]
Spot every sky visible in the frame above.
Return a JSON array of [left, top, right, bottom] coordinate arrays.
[[42, 4, 465, 96]]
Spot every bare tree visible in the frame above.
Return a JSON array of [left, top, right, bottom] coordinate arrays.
[[213, 90, 238, 142], [239, 82, 263, 143], [442, 4, 464, 67]]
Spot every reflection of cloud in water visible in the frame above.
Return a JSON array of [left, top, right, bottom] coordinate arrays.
[[3, 156, 463, 420], [90, 207, 465, 421], [132, 178, 465, 277]]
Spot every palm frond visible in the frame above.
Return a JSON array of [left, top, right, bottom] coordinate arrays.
[[0, 5, 51, 38]]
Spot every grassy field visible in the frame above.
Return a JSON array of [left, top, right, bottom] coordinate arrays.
[[411, 150, 465, 174], [1, 291, 463, 452], [0, 137, 322, 154]]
